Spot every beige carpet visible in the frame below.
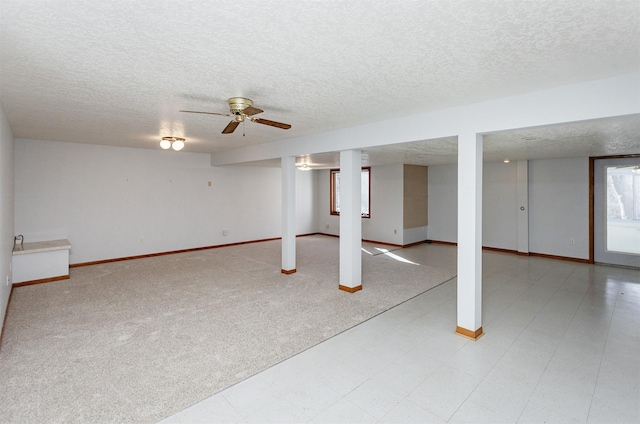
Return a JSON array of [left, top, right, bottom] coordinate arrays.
[[0, 235, 455, 423]]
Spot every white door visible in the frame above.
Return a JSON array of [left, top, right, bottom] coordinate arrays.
[[594, 157, 640, 268]]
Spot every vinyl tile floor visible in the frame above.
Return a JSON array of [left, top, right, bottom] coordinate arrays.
[[159, 245, 640, 423]]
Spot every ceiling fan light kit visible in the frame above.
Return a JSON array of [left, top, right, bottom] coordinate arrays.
[[161, 136, 185, 151], [180, 97, 291, 135]]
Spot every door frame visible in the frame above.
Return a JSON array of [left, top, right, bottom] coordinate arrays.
[[589, 153, 640, 264]]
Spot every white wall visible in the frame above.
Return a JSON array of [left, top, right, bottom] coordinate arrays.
[[403, 226, 429, 246], [295, 168, 317, 234], [427, 165, 458, 243], [428, 158, 590, 260], [315, 157, 590, 259], [529, 157, 589, 259], [316, 170, 336, 234], [316, 164, 404, 245], [0, 100, 14, 334], [364, 164, 403, 244], [483, 162, 518, 250], [14, 139, 316, 264]]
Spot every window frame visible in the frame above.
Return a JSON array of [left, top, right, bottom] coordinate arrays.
[[330, 166, 371, 218]]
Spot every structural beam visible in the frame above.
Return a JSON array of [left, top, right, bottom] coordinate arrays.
[[211, 74, 638, 167]]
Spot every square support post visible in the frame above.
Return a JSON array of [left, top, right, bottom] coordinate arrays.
[[281, 156, 296, 274], [339, 149, 362, 292], [456, 132, 483, 339]]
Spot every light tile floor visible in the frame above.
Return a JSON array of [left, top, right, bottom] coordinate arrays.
[[159, 245, 640, 423]]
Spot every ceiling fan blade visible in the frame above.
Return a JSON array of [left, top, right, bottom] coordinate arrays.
[[222, 121, 240, 134], [242, 105, 263, 116], [253, 118, 291, 130], [179, 110, 231, 117]]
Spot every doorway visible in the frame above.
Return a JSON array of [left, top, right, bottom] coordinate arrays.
[[593, 157, 640, 268]]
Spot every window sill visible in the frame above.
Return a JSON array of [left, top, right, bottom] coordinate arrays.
[[330, 212, 370, 219]]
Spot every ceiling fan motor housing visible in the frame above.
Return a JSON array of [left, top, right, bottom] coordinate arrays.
[[228, 97, 253, 114]]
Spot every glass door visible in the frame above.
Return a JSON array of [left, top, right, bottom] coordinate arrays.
[[594, 157, 640, 268]]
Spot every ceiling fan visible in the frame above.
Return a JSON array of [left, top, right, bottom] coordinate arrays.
[[180, 97, 291, 134]]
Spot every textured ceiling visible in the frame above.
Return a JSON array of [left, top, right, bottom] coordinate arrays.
[[0, 0, 639, 165]]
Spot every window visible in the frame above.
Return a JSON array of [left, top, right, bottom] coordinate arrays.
[[605, 165, 640, 255], [330, 167, 370, 218]]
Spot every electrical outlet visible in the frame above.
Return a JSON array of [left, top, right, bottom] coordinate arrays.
[[570, 239, 575, 245], [222, 230, 228, 236], [394, 229, 397, 234]]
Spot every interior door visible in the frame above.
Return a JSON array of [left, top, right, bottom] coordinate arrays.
[[594, 157, 640, 268]]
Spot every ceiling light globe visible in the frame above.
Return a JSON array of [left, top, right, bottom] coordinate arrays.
[[172, 139, 185, 151], [160, 139, 172, 149]]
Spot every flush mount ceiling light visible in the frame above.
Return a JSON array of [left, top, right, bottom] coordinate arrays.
[[296, 158, 313, 171], [161, 136, 185, 151], [632, 166, 640, 174]]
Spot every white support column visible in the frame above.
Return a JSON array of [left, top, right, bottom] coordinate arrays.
[[516, 160, 529, 254], [456, 132, 483, 340], [339, 149, 362, 292], [281, 156, 296, 274]]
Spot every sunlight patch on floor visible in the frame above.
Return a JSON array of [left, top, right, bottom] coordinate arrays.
[[375, 247, 420, 265]]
